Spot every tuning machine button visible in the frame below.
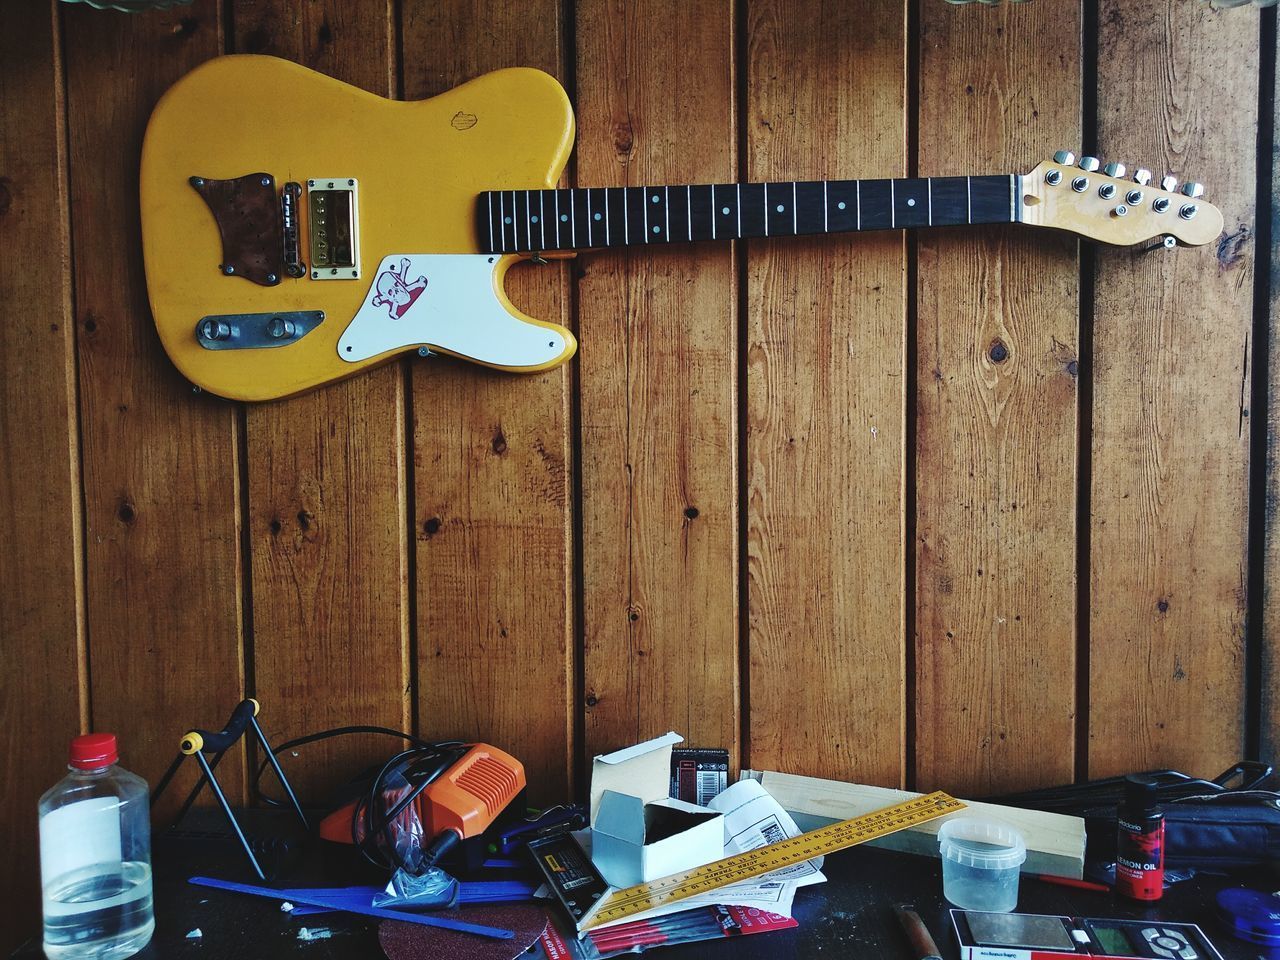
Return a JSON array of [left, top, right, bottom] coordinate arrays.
[[1160, 174, 1178, 193], [1102, 161, 1126, 178], [1078, 156, 1101, 172], [1132, 168, 1153, 186], [1053, 150, 1077, 165], [1180, 182, 1205, 199]]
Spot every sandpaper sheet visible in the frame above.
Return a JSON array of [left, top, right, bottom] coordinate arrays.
[[379, 903, 549, 960]]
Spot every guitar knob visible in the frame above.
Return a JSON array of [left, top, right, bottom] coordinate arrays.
[[1053, 150, 1076, 165], [1132, 168, 1152, 186], [1160, 174, 1178, 193], [1179, 182, 1205, 199], [198, 319, 232, 342], [1078, 156, 1101, 172], [1102, 161, 1126, 178]]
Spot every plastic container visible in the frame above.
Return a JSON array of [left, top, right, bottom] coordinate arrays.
[[938, 817, 1026, 913], [39, 733, 154, 960]]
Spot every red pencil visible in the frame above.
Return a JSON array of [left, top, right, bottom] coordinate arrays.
[[1031, 873, 1111, 893]]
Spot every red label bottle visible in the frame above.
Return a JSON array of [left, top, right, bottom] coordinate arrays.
[[1115, 774, 1164, 901]]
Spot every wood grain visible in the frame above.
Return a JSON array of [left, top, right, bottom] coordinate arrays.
[[231, 0, 411, 800], [1089, 0, 1254, 778], [0, 2, 84, 949], [915, 1, 1081, 794], [743, 0, 907, 786], [63, 0, 247, 815], [576, 0, 739, 760], [401, 0, 574, 803]]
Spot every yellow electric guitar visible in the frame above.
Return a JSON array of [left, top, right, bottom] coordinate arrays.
[[140, 55, 1224, 401]]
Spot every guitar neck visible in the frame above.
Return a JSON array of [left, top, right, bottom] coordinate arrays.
[[478, 175, 1021, 254]]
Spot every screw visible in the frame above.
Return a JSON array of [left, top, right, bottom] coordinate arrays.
[[266, 273, 278, 284], [260, 176, 271, 187], [418, 346, 430, 357], [189, 176, 205, 188], [222, 264, 235, 275]]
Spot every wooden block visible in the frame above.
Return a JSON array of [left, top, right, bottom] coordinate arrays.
[[744, 769, 1086, 879]]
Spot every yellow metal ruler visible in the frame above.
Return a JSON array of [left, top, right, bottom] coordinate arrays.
[[579, 790, 965, 931]]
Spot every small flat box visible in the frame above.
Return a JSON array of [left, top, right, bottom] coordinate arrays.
[[590, 732, 724, 888]]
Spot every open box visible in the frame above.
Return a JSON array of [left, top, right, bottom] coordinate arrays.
[[589, 731, 724, 888]]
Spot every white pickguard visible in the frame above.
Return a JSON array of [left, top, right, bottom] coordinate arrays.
[[337, 254, 567, 367]]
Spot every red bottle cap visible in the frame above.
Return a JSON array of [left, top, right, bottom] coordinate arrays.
[[69, 733, 119, 769]]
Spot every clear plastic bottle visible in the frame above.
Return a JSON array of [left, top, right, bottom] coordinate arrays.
[[39, 733, 154, 960]]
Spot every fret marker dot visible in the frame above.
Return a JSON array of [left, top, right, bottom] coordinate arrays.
[[651, 195, 660, 203], [652, 225, 660, 234], [907, 198, 916, 207], [776, 204, 785, 213], [504, 216, 512, 224], [837, 202, 846, 210], [593, 212, 602, 221], [560, 214, 568, 222], [531, 216, 539, 223], [722, 206, 731, 215]]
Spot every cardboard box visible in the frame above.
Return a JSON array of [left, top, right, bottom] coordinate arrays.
[[590, 731, 723, 888]]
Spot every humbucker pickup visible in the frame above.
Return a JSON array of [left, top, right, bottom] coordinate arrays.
[[307, 177, 360, 280]]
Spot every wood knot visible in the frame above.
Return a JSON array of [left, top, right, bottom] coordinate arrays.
[[0, 177, 11, 218], [627, 604, 641, 622], [684, 506, 699, 520], [491, 428, 507, 455], [268, 517, 282, 535], [296, 509, 313, 531], [1066, 359, 1079, 377], [116, 498, 136, 525], [988, 339, 1009, 364], [585, 693, 599, 707], [1156, 598, 1170, 614], [612, 121, 634, 157], [424, 516, 441, 536], [317, 19, 334, 44]]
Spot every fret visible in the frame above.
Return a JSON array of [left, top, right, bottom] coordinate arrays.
[[476, 174, 1017, 254]]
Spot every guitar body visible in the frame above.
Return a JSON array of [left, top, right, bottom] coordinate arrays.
[[141, 56, 577, 401]]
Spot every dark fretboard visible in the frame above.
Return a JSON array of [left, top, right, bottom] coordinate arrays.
[[477, 176, 1020, 254]]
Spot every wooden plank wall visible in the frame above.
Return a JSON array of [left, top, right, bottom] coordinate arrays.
[[0, 0, 1265, 949]]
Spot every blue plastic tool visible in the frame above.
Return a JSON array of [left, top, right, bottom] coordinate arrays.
[[1217, 888, 1280, 947], [188, 876, 516, 939]]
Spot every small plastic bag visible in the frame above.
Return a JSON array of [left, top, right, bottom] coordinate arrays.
[[371, 867, 461, 910]]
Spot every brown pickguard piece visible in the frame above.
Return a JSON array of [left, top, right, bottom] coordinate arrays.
[[190, 172, 283, 286]]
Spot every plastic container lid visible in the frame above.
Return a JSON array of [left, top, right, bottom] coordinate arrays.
[[938, 817, 1027, 870], [70, 732, 119, 769], [1217, 889, 1280, 946]]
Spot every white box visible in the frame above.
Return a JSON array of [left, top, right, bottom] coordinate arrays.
[[589, 731, 724, 888]]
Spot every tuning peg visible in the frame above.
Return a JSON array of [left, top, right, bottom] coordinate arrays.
[[1179, 182, 1205, 199], [1102, 161, 1126, 178], [1078, 156, 1101, 172], [1132, 168, 1152, 186], [1053, 150, 1076, 165], [1160, 174, 1178, 193]]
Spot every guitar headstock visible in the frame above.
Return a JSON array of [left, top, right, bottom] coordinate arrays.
[[1019, 151, 1223, 248]]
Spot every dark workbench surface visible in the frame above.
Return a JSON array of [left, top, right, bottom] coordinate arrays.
[[12, 809, 1271, 959]]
